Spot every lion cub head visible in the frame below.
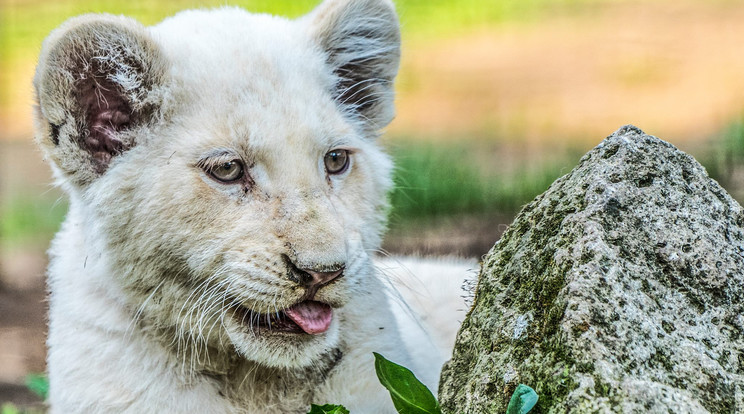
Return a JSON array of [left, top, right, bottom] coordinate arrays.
[[34, 0, 399, 369]]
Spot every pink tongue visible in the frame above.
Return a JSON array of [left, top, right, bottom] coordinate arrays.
[[284, 301, 333, 335]]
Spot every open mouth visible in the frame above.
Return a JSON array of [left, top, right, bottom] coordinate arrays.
[[234, 300, 333, 335]]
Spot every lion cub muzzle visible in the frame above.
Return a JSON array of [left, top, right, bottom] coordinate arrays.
[[254, 256, 344, 335]]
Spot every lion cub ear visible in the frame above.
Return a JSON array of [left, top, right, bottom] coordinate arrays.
[[33, 14, 168, 187], [305, 0, 401, 136]]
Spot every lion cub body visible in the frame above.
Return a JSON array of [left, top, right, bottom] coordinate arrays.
[[34, 1, 473, 412]]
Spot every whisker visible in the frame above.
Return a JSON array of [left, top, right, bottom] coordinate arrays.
[[125, 280, 166, 339]]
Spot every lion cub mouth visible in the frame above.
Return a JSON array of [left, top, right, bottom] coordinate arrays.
[[235, 300, 333, 335]]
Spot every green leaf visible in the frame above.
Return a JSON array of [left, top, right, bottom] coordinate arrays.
[[1, 403, 20, 414], [25, 374, 49, 401], [307, 404, 350, 414], [506, 384, 538, 414], [373, 352, 441, 414]]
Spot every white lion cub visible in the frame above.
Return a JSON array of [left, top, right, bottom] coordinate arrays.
[[33, 0, 474, 412]]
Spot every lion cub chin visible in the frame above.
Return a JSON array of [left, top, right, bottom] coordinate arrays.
[[33, 0, 473, 412]]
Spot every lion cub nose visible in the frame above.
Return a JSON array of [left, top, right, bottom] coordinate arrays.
[[284, 255, 345, 296], [291, 263, 345, 299], [302, 268, 344, 288]]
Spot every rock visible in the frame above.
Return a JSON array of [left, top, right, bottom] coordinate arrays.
[[438, 125, 744, 413]]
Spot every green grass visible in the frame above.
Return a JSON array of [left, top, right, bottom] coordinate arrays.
[[0, 375, 47, 414], [700, 114, 744, 204], [389, 140, 573, 220], [705, 116, 744, 178], [0, 194, 67, 249]]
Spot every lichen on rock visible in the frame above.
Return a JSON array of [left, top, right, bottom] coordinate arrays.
[[438, 125, 744, 413]]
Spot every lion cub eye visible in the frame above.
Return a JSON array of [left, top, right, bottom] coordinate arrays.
[[209, 160, 244, 182], [324, 149, 350, 175]]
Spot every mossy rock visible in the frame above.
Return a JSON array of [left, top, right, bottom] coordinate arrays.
[[438, 125, 744, 413]]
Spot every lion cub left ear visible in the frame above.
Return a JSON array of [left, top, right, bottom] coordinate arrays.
[[34, 14, 168, 188], [305, 0, 401, 136]]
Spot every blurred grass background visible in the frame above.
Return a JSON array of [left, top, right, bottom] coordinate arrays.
[[2, 0, 744, 409]]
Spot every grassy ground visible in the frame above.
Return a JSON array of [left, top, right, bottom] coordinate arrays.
[[703, 114, 744, 201], [388, 139, 576, 217], [0, 196, 66, 251]]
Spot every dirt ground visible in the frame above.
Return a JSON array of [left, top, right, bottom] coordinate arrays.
[[0, 282, 47, 409]]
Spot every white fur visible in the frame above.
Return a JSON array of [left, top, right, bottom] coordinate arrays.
[[34, 1, 476, 412]]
